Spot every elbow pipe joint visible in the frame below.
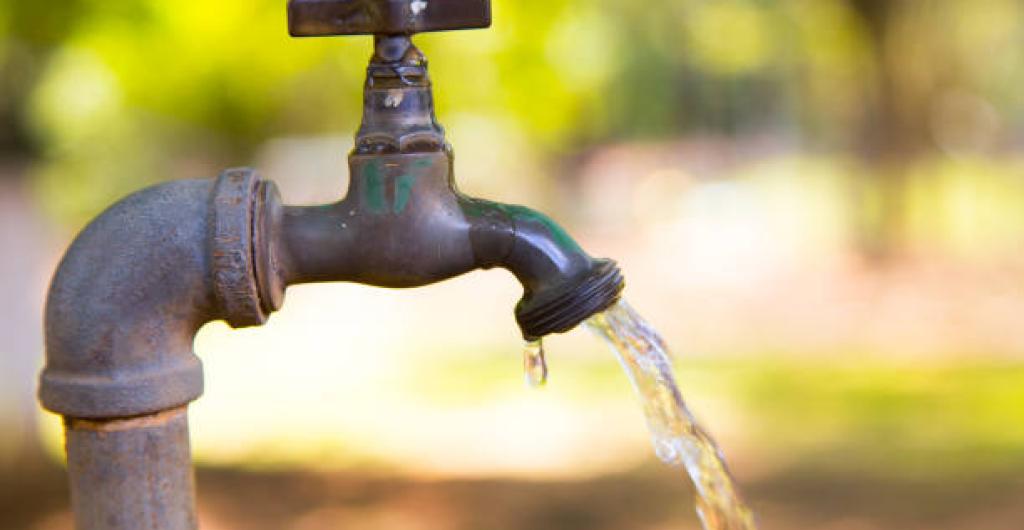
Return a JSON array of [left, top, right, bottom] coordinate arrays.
[[39, 170, 282, 419]]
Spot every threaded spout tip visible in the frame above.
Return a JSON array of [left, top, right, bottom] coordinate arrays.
[[515, 259, 624, 341]]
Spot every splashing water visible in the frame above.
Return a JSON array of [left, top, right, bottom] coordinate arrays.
[[584, 299, 757, 530], [523, 339, 548, 387]]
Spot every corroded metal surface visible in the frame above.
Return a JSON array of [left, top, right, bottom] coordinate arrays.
[[40, 172, 268, 530], [40, 171, 272, 420], [288, 0, 491, 37], [211, 168, 268, 327], [356, 36, 446, 154], [40, 180, 214, 419], [66, 407, 197, 530]]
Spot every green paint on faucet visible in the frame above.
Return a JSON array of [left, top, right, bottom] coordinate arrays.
[[363, 160, 389, 214], [502, 204, 582, 252], [393, 174, 416, 213]]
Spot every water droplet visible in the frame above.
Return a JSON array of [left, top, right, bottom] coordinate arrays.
[[522, 339, 548, 388]]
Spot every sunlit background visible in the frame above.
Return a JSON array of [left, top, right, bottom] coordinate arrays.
[[4, 0, 1024, 528]]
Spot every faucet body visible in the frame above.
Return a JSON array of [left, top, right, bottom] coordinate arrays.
[[261, 32, 624, 340], [277, 151, 622, 337], [38, 3, 623, 529]]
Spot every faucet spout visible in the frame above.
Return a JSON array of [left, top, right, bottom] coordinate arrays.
[[495, 204, 624, 341]]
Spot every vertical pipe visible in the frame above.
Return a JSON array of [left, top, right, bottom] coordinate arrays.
[[64, 407, 197, 530]]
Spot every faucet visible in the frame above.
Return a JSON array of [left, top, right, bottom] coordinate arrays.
[[38, 1, 624, 529]]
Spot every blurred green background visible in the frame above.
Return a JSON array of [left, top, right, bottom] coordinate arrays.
[[3, 0, 1024, 529]]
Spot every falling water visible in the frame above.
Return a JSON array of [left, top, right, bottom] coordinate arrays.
[[583, 299, 757, 530]]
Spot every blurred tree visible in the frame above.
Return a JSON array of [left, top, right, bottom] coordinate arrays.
[[1, 0, 1022, 243], [0, 1, 86, 161], [847, 0, 926, 260]]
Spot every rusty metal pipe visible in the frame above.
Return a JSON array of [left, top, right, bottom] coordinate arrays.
[[40, 173, 270, 421], [39, 172, 274, 530], [41, 180, 215, 420], [65, 408, 196, 530]]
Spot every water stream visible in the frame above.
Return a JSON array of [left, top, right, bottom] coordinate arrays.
[[528, 299, 757, 530]]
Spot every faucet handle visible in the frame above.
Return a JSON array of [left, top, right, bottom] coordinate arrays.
[[288, 0, 492, 37]]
